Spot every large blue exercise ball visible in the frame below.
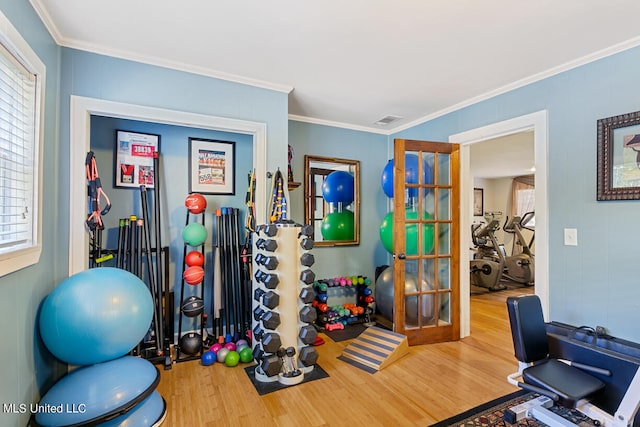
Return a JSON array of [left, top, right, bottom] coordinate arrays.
[[39, 268, 154, 365], [381, 154, 433, 198], [35, 356, 159, 427], [322, 170, 354, 204]]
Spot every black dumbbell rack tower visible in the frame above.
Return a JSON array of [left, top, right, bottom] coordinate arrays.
[[252, 221, 319, 385], [175, 211, 206, 362]]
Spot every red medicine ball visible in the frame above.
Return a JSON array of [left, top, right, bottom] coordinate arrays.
[[184, 266, 205, 285], [185, 193, 207, 214], [185, 250, 204, 267]]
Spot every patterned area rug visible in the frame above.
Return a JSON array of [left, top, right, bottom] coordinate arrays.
[[429, 390, 601, 427]]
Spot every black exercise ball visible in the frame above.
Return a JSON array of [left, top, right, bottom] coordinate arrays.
[[180, 296, 204, 318], [179, 332, 202, 355]]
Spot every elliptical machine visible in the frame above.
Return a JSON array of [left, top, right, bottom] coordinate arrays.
[[501, 211, 535, 286], [470, 212, 506, 291]]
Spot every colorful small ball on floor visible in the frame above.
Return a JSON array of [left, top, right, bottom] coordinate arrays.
[[182, 223, 207, 246], [216, 347, 230, 363], [239, 347, 253, 363], [210, 343, 223, 354], [225, 350, 240, 367], [224, 342, 236, 352], [201, 351, 216, 366]]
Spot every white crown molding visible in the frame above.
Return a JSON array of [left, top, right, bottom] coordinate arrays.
[[390, 36, 640, 135], [288, 114, 390, 135], [29, 1, 292, 94]]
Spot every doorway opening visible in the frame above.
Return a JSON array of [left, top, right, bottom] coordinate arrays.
[[68, 96, 267, 275], [450, 110, 548, 338]]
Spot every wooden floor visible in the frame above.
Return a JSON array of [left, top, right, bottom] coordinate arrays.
[[156, 286, 533, 426]]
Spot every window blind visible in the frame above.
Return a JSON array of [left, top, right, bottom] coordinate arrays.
[[0, 41, 36, 252]]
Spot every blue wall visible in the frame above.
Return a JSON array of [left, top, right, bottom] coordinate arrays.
[[57, 47, 290, 270], [394, 46, 640, 342], [0, 2, 64, 427], [90, 116, 254, 335], [288, 120, 389, 282]]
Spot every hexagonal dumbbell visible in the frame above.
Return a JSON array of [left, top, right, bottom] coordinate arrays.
[[261, 354, 283, 377], [254, 288, 266, 302], [261, 224, 278, 237], [262, 290, 279, 309], [300, 269, 315, 285], [298, 346, 318, 367], [300, 237, 314, 251], [262, 311, 281, 330], [255, 270, 279, 289], [299, 224, 314, 238], [253, 345, 264, 363], [253, 325, 265, 341], [262, 332, 282, 353], [299, 325, 318, 345], [253, 306, 266, 321], [299, 306, 317, 323], [256, 238, 278, 252], [300, 253, 315, 267], [256, 254, 278, 270], [299, 286, 316, 304]]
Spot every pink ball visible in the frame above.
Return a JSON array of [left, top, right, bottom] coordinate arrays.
[[224, 342, 236, 352], [210, 343, 223, 354]]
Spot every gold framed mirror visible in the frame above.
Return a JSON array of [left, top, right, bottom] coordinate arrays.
[[304, 155, 360, 246]]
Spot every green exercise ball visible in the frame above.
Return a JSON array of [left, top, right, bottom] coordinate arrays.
[[182, 223, 207, 246], [321, 210, 354, 240], [379, 210, 434, 255]]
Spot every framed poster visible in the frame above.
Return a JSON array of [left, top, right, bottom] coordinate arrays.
[[473, 188, 484, 216], [189, 138, 235, 195], [597, 111, 640, 200], [115, 130, 160, 188]]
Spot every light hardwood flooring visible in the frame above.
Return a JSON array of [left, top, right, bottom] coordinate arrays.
[[156, 286, 533, 426]]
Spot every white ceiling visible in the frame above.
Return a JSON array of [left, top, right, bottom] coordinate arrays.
[[470, 131, 534, 179], [30, 0, 640, 133]]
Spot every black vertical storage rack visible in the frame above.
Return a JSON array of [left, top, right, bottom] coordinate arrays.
[[175, 210, 206, 362]]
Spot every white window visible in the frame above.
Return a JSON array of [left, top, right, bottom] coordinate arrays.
[[0, 11, 45, 277]]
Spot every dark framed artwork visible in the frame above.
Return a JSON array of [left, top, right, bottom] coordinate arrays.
[[115, 130, 160, 188], [188, 138, 235, 195], [597, 111, 640, 200], [473, 188, 484, 216]]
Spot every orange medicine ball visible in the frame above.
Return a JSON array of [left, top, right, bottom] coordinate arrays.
[[183, 266, 204, 285]]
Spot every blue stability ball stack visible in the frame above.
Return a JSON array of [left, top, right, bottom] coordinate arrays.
[[380, 154, 432, 198], [36, 268, 167, 427], [321, 170, 355, 241]]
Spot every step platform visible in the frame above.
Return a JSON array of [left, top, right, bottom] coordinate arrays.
[[338, 326, 409, 372]]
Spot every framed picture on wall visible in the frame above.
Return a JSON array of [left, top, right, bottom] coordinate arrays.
[[189, 138, 236, 195], [115, 130, 160, 188], [597, 110, 640, 200], [473, 188, 484, 216]]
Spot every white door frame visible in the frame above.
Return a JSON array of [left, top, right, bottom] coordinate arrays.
[[450, 110, 548, 337], [69, 95, 267, 275]]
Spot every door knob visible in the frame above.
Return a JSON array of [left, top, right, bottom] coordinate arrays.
[[397, 253, 406, 260]]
